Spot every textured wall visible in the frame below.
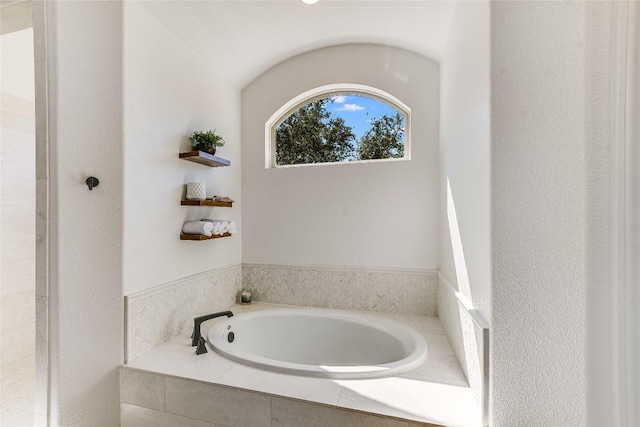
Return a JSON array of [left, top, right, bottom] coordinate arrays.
[[46, 1, 123, 424], [491, 2, 587, 425], [242, 44, 439, 270], [122, 2, 242, 295]]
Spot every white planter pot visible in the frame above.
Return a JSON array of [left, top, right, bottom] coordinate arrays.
[[186, 182, 206, 201]]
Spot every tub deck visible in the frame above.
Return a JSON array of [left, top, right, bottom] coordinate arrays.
[[121, 303, 480, 427]]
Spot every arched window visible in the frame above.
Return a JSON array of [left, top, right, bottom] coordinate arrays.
[[265, 84, 411, 168]]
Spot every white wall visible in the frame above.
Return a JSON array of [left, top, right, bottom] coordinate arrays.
[[629, 5, 640, 422], [584, 2, 640, 425], [122, 2, 242, 295], [439, 2, 620, 425], [242, 44, 439, 269], [583, 2, 615, 425], [45, 1, 123, 424], [491, 2, 590, 424], [439, 1, 490, 315], [437, 0, 490, 418]]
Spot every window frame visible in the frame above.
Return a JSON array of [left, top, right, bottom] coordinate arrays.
[[265, 83, 412, 168]]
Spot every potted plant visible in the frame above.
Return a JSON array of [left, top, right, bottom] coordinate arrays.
[[189, 129, 225, 155]]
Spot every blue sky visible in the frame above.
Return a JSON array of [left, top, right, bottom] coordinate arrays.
[[329, 95, 404, 142]]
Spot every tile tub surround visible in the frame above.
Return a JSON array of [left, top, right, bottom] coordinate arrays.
[[242, 263, 438, 316], [125, 264, 242, 362], [121, 303, 480, 427], [437, 274, 489, 426]]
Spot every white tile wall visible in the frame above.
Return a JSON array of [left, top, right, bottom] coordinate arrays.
[[243, 263, 438, 316], [120, 369, 439, 427], [32, 6, 51, 422], [165, 377, 272, 427], [121, 403, 217, 427], [1, 291, 34, 329], [1, 90, 36, 427], [216, 363, 342, 406], [437, 273, 489, 426], [271, 397, 409, 427], [0, 259, 34, 297], [120, 369, 166, 411], [125, 264, 242, 361]]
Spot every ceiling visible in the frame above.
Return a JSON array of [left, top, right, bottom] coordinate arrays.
[[137, 0, 457, 89]]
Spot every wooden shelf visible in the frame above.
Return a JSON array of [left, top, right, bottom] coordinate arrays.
[[180, 232, 232, 241], [181, 199, 233, 208], [179, 151, 231, 167]]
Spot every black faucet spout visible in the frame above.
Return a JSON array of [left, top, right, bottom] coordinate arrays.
[[191, 310, 234, 348]]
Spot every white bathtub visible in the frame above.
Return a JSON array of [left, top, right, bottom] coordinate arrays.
[[207, 308, 428, 379]]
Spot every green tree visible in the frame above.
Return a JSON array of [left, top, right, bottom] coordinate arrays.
[[357, 113, 405, 160], [276, 99, 356, 165]]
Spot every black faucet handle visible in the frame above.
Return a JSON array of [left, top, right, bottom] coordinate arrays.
[[195, 337, 208, 355], [191, 310, 234, 348]]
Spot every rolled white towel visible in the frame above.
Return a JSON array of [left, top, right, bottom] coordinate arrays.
[[203, 220, 229, 234], [201, 219, 222, 235], [228, 221, 237, 234], [182, 221, 213, 237], [212, 222, 223, 236]]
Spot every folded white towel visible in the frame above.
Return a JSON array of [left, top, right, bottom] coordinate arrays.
[[182, 221, 213, 237], [228, 221, 237, 234]]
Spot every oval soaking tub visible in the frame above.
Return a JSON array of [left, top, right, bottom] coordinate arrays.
[[207, 308, 428, 379]]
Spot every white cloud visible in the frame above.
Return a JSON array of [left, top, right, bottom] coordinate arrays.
[[331, 95, 347, 103], [336, 103, 365, 112]]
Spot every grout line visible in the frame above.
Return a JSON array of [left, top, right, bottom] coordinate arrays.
[[122, 402, 217, 426], [162, 375, 167, 413], [336, 385, 345, 406]]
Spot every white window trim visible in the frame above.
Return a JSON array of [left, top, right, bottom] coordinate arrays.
[[264, 83, 411, 169]]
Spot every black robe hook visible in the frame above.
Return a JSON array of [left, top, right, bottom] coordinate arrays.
[[86, 176, 99, 191]]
